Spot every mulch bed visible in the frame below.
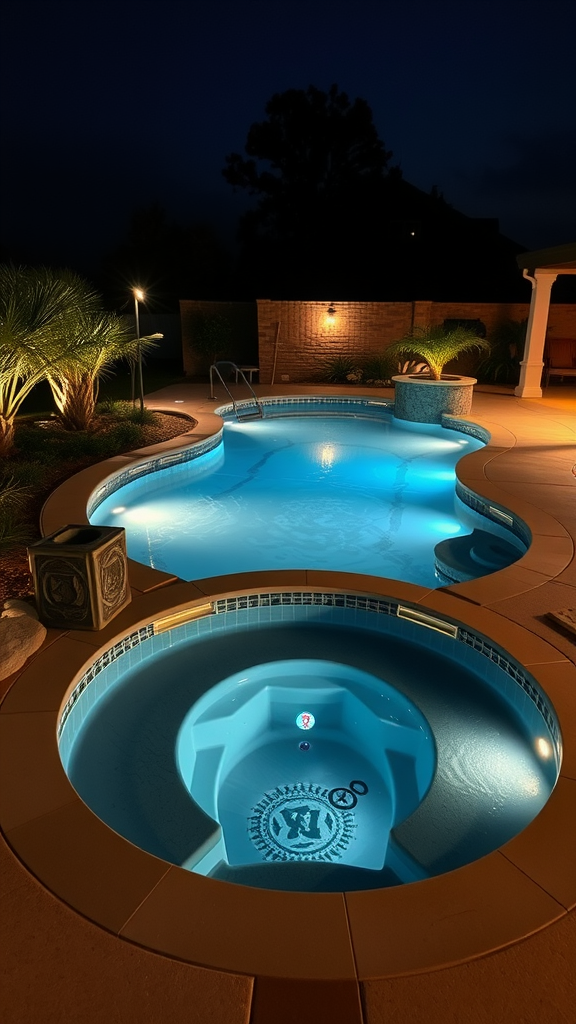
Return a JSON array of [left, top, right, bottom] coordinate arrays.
[[0, 411, 194, 606]]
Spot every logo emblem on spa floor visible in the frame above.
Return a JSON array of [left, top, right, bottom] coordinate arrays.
[[248, 782, 356, 862]]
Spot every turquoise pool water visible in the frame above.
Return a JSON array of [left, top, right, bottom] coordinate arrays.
[[177, 659, 436, 876], [61, 596, 559, 893], [71, 403, 550, 893], [91, 407, 523, 587]]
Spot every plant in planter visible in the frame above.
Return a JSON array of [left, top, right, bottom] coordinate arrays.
[[385, 325, 490, 423], [385, 324, 489, 381]]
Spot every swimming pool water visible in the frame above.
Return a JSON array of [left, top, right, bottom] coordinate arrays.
[[91, 412, 519, 588]]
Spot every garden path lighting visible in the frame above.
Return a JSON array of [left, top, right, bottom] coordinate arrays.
[[131, 289, 162, 414], [133, 288, 145, 413]]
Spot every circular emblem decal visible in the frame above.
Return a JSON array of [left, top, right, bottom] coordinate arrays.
[[248, 782, 356, 862]]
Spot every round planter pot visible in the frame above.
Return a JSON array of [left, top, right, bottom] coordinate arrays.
[[392, 374, 477, 424]]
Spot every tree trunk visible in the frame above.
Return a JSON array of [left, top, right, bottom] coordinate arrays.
[[0, 415, 15, 457], [58, 375, 96, 431]]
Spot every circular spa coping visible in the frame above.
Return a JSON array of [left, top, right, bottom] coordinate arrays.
[[1, 574, 576, 993]]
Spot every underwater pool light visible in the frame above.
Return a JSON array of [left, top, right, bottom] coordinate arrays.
[[536, 737, 553, 759], [296, 711, 315, 730]]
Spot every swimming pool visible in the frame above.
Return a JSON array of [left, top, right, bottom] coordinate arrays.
[[66, 398, 556, 894], [59, 589, 560, 893], [89, 398, 526, 588]]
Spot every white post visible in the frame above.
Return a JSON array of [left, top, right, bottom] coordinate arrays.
[[515, 269, 557, 398]]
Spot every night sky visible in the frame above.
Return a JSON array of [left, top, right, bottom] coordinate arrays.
[[2, 0, 575, 278]]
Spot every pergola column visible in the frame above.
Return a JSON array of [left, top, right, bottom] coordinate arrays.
[[515, 269, 557, 398]]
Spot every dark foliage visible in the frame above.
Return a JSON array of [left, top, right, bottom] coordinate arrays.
[[223, 85, 396, 298], [224, 85, 528, 301]]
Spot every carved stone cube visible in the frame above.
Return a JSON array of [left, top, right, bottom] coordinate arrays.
[[28, 525, 131, 630]]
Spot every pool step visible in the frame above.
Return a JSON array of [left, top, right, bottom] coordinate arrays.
[[434, 528, 523, 583]]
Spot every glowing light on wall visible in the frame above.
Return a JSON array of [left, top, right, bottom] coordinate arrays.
[[325, 303, 336, 326], [296, 711, 315, 730]]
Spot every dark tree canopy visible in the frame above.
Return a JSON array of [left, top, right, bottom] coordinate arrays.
[[224, 84, 391, 202], [223, 85, 528, 301], [223, 85, 397, 297]]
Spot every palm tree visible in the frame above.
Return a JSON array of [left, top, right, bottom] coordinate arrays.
[[385, 325, 489, 381], [0, 265, 100, 456], [45, 309, 161, 431], [0, 265, 161, 452]]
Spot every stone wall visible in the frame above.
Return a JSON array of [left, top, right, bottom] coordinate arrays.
[[256, 299, 576, 383]]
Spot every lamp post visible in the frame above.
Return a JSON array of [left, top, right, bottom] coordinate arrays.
[[133, 288, 145, 414]]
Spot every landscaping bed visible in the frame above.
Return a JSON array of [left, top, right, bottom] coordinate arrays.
[[0, 406, 194, 605]]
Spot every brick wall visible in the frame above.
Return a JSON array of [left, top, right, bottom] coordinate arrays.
[[256, 299, 576, 383]]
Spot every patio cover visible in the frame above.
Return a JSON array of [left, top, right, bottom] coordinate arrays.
[[515, 242, 576, 397]]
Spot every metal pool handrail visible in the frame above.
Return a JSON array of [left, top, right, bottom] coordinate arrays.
[[209, 361, 263, 420]]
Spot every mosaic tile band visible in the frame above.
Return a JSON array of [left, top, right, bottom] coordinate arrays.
[[57, 590, 561, 768]]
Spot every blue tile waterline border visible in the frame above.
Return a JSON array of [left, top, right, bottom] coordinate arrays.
[[57, 590, 561, 774], [216, 396, 395, 420], [455, 480, 532, 547], [87, 431, 223, 518]]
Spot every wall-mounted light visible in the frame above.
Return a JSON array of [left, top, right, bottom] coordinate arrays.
[[326, 303, 336, 325]]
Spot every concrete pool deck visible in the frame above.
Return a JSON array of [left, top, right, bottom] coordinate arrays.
[[1, 382, 575, 1024]]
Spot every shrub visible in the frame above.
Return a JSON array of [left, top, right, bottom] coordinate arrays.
[[1, 461, 47, 489], [476, 320, 527, 385], [0, 476, 35, 552], [319, 355, 364, 384], [362, 353, 396, 385], [100, 422, 145, 452], [96, 400, 157, 425], [189, 311, 233, 367], [321, 352, 400, 387]]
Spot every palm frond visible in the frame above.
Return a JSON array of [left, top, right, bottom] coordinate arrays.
[[386, 325, 489, 380]]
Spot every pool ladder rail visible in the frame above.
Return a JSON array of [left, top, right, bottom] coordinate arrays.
[[209, 361, 264, 421]]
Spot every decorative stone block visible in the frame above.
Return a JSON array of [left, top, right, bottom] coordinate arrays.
[[28, 525, 131, 630]]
